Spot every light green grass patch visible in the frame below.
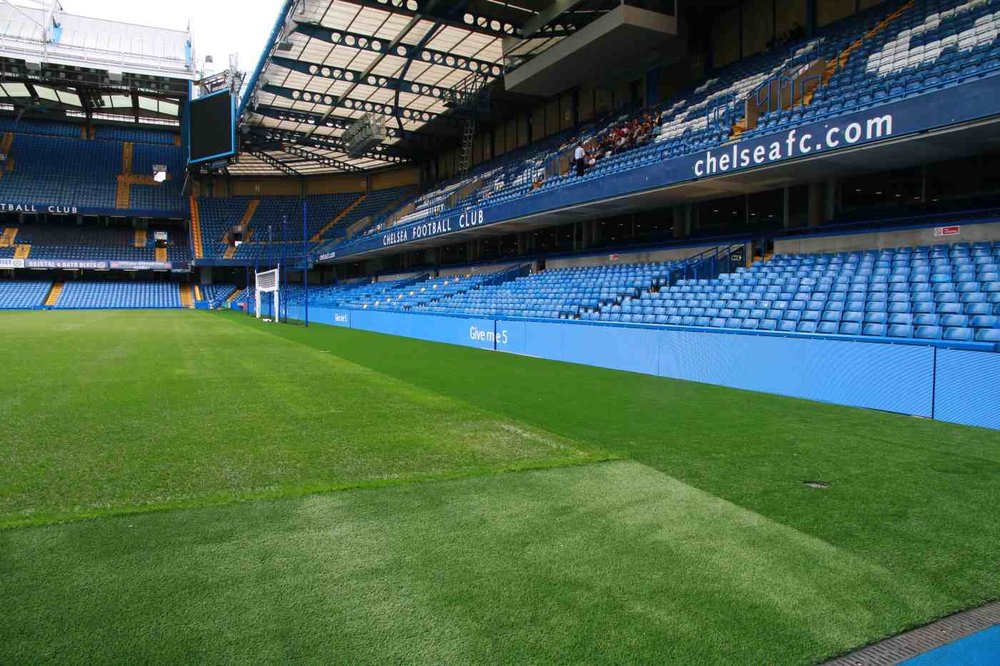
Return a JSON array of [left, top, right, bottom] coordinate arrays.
[[0, 461, 947, 664], [0, 310, 604, 527]]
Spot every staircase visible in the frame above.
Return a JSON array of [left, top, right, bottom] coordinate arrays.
[[0, 132, 14, 180], [44, 282, 64, 307], [224, 288, 242, 306], [193, 285, 203, 301], [155, 246, 168, 262], [115, 143, 164, 208], [116, 142, 134, 208], [115, 176, 131, 208], [311, 194, 366, 241], [14, 243, 30, 259], [179, 284, 194, 308], [122, 142, 134, 174], [189, 198, 204, 259], [0, 227, 17, 247], [731, 119, 749, 139], [826, 0, 915, 81], [240, 199, 260, 227], [134, 229, 147, 248]]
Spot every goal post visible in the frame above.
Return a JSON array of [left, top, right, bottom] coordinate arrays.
[[255, 267, 280, 321]]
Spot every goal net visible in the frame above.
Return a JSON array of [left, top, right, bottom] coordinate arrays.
[[255, 267, 280, 321]]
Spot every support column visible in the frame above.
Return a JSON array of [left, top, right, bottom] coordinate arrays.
[[824, 179, 838, 222], [807, 182, 824, 227], [782, 186, 791, 229], [673, 205, 692, 239]]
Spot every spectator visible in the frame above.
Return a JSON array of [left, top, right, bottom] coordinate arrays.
[[574, 142, 586, 176]]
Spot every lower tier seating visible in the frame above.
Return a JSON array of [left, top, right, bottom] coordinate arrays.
[[55, 282, 182, 309], [604, 241, 1000, 343], [200, 284, 238, 308], [0, 281, 51, 309], [419, 262, 684, 319]]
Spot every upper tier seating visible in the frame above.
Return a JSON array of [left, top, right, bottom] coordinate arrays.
[[94, 126, 178, 145], [747, 0, 1000, 138], [3, 134, 120, 209], [0, 281, 51, 309], [611, 241, 1000, 343], [55, 281, 182, 309], [0, 118, 178, 145], [0, 120, 185, 213], [350, 0, 999, 244]]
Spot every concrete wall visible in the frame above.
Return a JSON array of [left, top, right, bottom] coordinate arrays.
[[775, 221, 1000, 255]]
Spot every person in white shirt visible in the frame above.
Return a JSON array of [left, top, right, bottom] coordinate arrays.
[[574, 142, 586, 176]]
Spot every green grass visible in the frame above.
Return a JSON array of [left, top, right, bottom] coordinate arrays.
[[1, 309, 999, 664], [0, 310, 603, 527]]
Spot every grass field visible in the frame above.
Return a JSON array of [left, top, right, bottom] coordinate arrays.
[[2, 309, 998, 664]]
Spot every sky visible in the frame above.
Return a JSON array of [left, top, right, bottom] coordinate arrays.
[[56, 0, 285, 78]]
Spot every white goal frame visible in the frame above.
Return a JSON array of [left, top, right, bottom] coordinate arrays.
[[255, 267, 280, 321]]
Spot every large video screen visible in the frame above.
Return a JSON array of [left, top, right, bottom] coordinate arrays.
[[188, 91, 235, 165]]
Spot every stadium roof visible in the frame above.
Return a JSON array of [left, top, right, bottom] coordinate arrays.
[[0, 1, 193, 125], [235, 0, 618, 176]]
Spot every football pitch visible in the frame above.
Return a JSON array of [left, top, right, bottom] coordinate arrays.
[[2, 309, 998, 664]]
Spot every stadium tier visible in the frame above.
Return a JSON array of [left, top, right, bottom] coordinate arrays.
[[418, 263, 684, 319], [0, 121, 185, 216], [199, 284, 239, 309], [0, 222, 190, 267], [603, 243, 1000, 343], [237, 238, 1000, 349], [340, 0, 1000, 246], [195, 185, 414, 262], [54, 281, 182, 309], [0, 280, 51, 309]]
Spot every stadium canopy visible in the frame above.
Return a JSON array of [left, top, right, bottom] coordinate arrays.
[[0, 1, 194, 126], [235, 0, 622, 176]]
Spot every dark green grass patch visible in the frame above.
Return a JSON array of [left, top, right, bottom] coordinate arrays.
[[0, 462, 954, 664], [0, 310, 604, 527]]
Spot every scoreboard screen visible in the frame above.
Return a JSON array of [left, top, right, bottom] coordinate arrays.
[[188, 90, 235, 165]]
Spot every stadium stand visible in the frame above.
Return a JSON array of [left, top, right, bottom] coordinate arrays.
[[93, 126, 178, 145], [0, 281, 51, 309], [342, 0, 1000, 243], [419, 262, 685, 319], [632, 241, 1000, 342], [54, 282, 182, 309], [0, 121, 184, 215], [3, 223, 189, 264], [200, 284, 239, 309], [269, 238, 999, 348], [194, 186, 415, 261], [3, 133, 120, 209]]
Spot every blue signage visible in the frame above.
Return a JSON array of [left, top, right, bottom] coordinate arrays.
[[0, 202, 186, 218], [325, 74, 1000, 261]]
